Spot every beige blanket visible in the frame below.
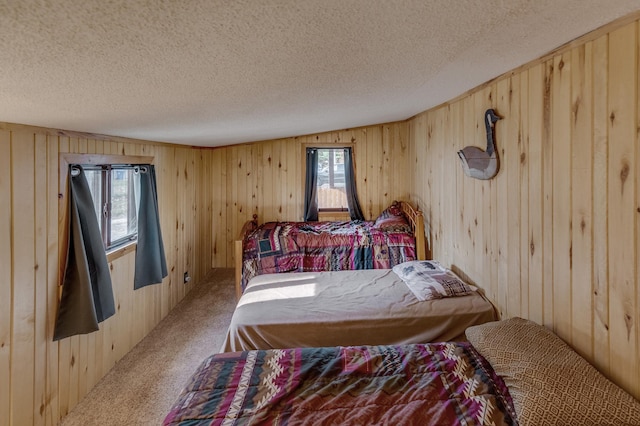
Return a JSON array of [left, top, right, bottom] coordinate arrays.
[[221, 269, 497, 352]]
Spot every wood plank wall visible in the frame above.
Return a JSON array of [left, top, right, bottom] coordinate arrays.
[[0, 125, 215, 425], [0, 122, 411, 426], [211, 124, 411, 268], [4, 12, 640, 425], [408, 16, 640, 399]]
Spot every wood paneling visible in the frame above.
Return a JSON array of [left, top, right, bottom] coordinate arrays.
[[408, 16, 640, 399], [215, 123, 412, 251], [4, 11, 640, 426], [11, 132, 36, 426], [0, 125, 218, 425], [1, 130, 12, 426], [607, 22, 637, 393]]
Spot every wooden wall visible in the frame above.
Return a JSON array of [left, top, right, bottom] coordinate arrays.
[[0, 119, 410, 426], [0, 125, 216, 425], [408, 16, 640, 399], [211, 124, 411, 267], [4, 11, 640, 426]]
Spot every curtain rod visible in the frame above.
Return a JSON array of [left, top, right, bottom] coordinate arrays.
[[70, 164, 150, 177]]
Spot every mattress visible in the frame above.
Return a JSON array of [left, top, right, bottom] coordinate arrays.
[[221, 269, 497, 352]]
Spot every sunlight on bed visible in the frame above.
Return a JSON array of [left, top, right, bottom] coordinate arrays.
[[238, 274, 318, 307]]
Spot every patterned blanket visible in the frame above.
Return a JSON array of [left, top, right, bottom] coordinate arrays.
[[163, 342, 517, 425], [241, 220, 417, 290]]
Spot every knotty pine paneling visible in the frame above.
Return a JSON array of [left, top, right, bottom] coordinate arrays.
[[0, 130, 11, 426], [213, 123, 412, 271], [4, 12, 640, 425], [408, 17, 640, 399], [0, 125, 218, 425]]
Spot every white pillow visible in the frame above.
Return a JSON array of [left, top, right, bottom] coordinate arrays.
[[392, 260, 475, 301]]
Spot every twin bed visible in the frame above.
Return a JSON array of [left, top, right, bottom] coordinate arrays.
[[234, 200, 426, 298], [226, 200, 496, 352], [222, 268, 496, 352], [164, 318, 640, 425]]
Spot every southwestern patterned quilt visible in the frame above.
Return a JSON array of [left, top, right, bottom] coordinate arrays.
[[163, 342, 517, 425], [240, 220, 417, 291]]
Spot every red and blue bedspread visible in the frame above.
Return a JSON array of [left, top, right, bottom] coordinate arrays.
[[163, 342, 517, 425], [241, 220, 417, 291]]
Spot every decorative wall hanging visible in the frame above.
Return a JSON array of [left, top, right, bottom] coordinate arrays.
[[457, 108, 502, 180]]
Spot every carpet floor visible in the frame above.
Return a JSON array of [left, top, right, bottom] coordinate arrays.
[[60, 268, 236, 426]]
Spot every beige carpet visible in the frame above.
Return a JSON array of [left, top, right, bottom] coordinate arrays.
[[60, 268, 236, 426]]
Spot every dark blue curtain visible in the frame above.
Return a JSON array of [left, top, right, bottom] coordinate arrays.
[[54, 166, 115, 341], [303, 148, 319, 221], [134, 165, 168, 289], [343, 147, 365, 220]]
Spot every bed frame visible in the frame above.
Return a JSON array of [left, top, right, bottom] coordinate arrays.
[[234, 214, 259, 299], [233, 201, 426, 299]]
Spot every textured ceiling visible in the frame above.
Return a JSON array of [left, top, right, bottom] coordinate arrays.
[[1, 1, 640, 147]]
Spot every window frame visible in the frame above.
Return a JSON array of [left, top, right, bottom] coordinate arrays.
[[59, 154, 154, 283], [302, 143, 355, 219], [82, 164, 140, 250]]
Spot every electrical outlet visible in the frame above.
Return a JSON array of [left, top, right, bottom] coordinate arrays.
[[183, 271, 191, 284]]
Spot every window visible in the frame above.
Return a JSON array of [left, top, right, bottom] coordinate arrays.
[[304, 146, 363, 221], [83, 164, 139, 250], [316, 148, 347, 211]]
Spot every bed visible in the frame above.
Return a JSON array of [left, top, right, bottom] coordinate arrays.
[[234, 200, 426, 299], [221, 267, 497, 352], [164, 318, 640, 426]]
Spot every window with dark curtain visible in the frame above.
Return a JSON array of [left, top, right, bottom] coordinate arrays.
[[53, 165, 116, 341], [134, 165, 168, 289], [54, 163, 167, 341], [303, 148, 319, 221], [304, 147, 364, 221], [343, 147, 365, 220]]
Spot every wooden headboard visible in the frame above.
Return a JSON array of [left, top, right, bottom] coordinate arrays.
[[397, 200, 426, 260], [234, 201, 427, 299], [234, 214, 258, 300]]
